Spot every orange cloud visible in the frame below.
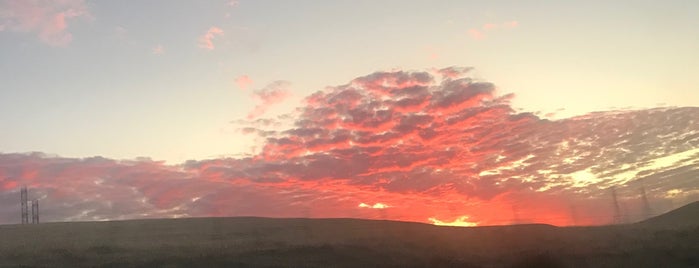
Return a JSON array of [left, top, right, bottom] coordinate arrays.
[[198, 26, 224, 50]]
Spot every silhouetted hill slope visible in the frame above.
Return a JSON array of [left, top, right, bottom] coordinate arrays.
[[638, 201, 699, 228], [0, 217, 697, 267]]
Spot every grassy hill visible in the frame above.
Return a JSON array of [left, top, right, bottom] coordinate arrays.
[[0, 203, 697, 267]]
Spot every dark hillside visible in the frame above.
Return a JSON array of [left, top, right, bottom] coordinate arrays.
[[637, 201, 699, 229]]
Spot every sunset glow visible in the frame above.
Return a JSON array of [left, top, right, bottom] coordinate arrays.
[[1, 1, 698, 227]]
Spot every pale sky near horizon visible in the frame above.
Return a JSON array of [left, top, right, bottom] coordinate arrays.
[[1, 0, 698, 164]]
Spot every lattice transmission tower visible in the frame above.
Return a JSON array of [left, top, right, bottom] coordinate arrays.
[[31, 200, 39, 224], [20, 186, 29, 224]]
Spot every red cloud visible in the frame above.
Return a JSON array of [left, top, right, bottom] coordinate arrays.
[[1, 68, 698, 227], [0, 0, 90, 46], [198, 26, 224, 50]]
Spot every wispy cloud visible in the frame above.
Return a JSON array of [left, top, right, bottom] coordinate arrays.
[[235, 75, 253, 90], [247, 81, 291, 119], [0, 0, 90, 46], [468, 29, 484, 40], [152, 44, 165, 55], [198, 26, 224, 50], [468, 20, 519, 40]]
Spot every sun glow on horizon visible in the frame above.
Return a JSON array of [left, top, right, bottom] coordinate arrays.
[[358, 202, 390, 209], [429, 216, 479, 227]]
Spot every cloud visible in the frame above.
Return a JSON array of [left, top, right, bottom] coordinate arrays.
[[468, 20, 519, 40], [468, 29, 484, 40], [198, 26, 224, 50], [247, 81, 291, 119], [502, 20, 518, 29], [1, 68, 698, 227], [235, 75, 253, 90], [152, 44, 164, 55], [0, 0, 90, 46]]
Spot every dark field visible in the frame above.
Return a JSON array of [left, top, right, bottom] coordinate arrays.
[[1, 202, 697, 268]]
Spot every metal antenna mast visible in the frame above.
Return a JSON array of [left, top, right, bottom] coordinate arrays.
[[20, 186, 29, 224]]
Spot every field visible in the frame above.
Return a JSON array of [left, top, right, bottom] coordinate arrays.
[[0, 202, 697, 267]]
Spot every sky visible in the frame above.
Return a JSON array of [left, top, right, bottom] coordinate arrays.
[[0, 0, 698, 226]]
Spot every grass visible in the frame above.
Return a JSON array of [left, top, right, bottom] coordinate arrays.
[[0, 216, 696, 267]]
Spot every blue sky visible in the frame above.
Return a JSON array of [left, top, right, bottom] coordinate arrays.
[[1, 0, 698, 163]]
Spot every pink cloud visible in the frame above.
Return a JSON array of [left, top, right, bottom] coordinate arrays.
[[235, 75, 253, 90], [247, 81, 291, 119], [0, 0, 90, 46], [468, 29, 484, 40], [502, 20, 519, 29], [198, 26, 224, 50]]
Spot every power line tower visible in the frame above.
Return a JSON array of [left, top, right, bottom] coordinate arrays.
[[611, 187, 622, 224], [31, 200, 39, 224], [640, 185, 652, 220], [20, 186, 29, 224]]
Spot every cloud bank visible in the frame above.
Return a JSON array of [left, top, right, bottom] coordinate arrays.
[[1, 67, 697, 226]]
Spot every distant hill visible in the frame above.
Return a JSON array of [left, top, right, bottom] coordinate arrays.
[[637, 201, 699, 229]]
